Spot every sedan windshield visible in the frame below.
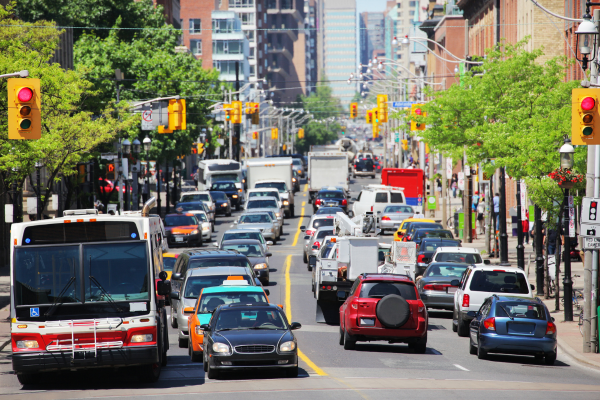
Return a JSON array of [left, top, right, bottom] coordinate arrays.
[[255, 182, 287, 193], [184, 275, 251, 299], [316, 229, 334, 239], [212, 173, 239, 183], [424, 264, 469, 278], [215, 309, 287, 330], [198, 292, 268, 313], [435, 252, 482, 264], [211, 191, 228, 200], [359, 282, 417, 300], [247, 199, 278, 209], [239, 214, 272, 224], [384, 205, 414, 213], [176, 203, 204, 212], [165, 215, 197, 227], [222, 244, 264, 257], [249, 191, 280, 200]]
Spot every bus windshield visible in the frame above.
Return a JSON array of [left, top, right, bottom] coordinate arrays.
[[211, 173, 239, 183]]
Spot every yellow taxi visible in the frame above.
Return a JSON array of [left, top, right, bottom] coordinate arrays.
[[394, 218, 436, 241], [162, 252, 178, 280]]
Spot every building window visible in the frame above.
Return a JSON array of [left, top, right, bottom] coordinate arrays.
[[213, 19, 234, 33], [245, 30, 255, 41], [229, 0, 255, 7], [190, 39, 202, 55], [213, 60, 243, 75], [189, 19, 201, 34], [249, 47, 256, 59], [241, 13, 255, 25], [250, 65, 256, 75], [409, 1, 417, 6], [213, 40, 244, 54], [409, 10, 415, 16]]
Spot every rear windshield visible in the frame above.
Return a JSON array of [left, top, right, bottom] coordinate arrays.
[[184, 275, 252, 298], [165, 215, 197, 226], [409, 223, 442, 232], [193, 213, 208, 222], [239, 214, 272, 224], [181, 194, 211, 202], [416, 230, 453, 239], [469, 271, 529, 294], [435, 252, 482, 264], [384, 205, 413, 213], [188, 258, 252, 269], [359, 281, 417, 300], [249, 191, 279, 200], [316, 207, 344, 215], [312, 218, 334, 228], [421, 241, 460, 252], [496, 302, 546, 320], [247, 199, 278, 209], [316, 229, 334, 239], [318, 191, 343, 198], [223, 232, 264, 243], [424, 264, 468, 278]]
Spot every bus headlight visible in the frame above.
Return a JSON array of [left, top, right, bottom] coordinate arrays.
[[16, 340, 39, 349], [131, 334, 153, 343]]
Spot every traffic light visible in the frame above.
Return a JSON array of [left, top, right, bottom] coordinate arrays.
[[341, 126, 346, 135], [106, 163, 115, 180], [159, 99, 186, 133], [590, 200, 598, 221], [252, 131, 259, 140], [297, 128, 304, 139], [411, 103, 426, 131], [271, 127, 278, 140], [372, 121, 379, 138], [350, 102, 358, 119], [232, 101, 242, 124], [372, 108, 380, 124], [377, 94, 388, 123], [572, 88, 600, 145], [197, 143, 204, 154], [8, 78, 41, 139], [282, 144, 287, 151], [224, 104, 233, 121], [366, 110, 373, 124], [191, 143, 198, 154], [401, 139, 408, 151], [246, 102, 260, 125]]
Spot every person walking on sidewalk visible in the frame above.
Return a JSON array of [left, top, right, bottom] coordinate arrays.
[[523, 211, 530, 244], [493, 193, 500, 231], [477, 201, 485, 234]]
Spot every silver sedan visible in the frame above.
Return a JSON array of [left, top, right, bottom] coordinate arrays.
[[235, 212, 278, 243], [379, 205, 414, 234]]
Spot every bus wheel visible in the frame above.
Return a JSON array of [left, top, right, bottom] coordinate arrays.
[[141, 362, 161, 383], [17, 373, 40, 386]]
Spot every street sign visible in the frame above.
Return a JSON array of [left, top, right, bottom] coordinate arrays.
[[427, 196, 436, 210], [457, 172, 465, 190], [581, 223, 600, 237], [141, 105, 154, 130], [584, 237, 600, 249], [392, 101, 415, 108], [211, 103, 223, 114], [581, 197, 600, 224], [101, 153, 117, 160]]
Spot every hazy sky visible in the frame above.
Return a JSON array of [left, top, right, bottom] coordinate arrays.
[[357, 0, 389, 14]]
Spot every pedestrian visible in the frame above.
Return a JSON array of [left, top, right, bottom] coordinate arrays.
[[477, 200, 485, 234], [493, 192, 500, 231], [546, 227, 561, 255], [522, 211, 530, 244], [472, 191, 480, 212], [451, 181, 457, 198]]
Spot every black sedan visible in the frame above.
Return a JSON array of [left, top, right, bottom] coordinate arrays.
[[210, 191, 232, 216], [412, 229, 455, 249], [220, 239, 273, 285], [417, 262, 470, 311], [201, 304, 301, 379], [313, 189, 347, 213], [416, 238, 461, 276], [211, 181, 242, 210]]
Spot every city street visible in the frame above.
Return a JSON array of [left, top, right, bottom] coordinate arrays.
[[1, 178, 600, 400]]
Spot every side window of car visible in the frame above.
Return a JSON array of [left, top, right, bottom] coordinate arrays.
[[375, 192, 389, 203], [349, 278, 361, 296], [356, 191, 362, 202], [180, 255, 190, 276]]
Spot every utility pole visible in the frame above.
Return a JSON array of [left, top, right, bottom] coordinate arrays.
[[228, 89, 233, 159], [234, 61, 240, 162]]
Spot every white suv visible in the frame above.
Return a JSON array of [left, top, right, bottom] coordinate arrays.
[[352, 185, 406, 217], [431, 247, 488, 268], [179, 191, 216, 222], [452, 265, 534, 337]]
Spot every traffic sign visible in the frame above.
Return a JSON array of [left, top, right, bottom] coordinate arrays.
[[141, 105, 154, 130], [457, 172, 465, 190], [392, 101, 415, 108], [584, 237, 600, 249], [581, 197, 600, 224], [101, 153, 117, 160]]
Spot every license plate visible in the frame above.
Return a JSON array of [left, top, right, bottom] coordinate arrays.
[[327, 203, 336, 207], [447, 287, 458, 294], [360, 318, 375, 326], [175, 237, 183, 242], [363, 169, 368, 172]]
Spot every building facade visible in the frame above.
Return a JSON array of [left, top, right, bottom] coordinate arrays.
[[304, 0, 319, 95], [360, 11, 385, 66]]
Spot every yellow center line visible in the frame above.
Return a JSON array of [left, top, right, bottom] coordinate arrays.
[[291, 206, 306, 247]]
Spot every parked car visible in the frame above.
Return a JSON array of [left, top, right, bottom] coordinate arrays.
[[416, 238, 462, 275], [339, 273, 428, 352], [210, 191, 232, 216], [468, 296, 557, 365], [235, 212, 278, 243], [164, 213, 203, 248], [313, 188, 348, 213], [380, 205, 414, 235], [353, 158, 376, 179], [220, 239, 273, 285], [210, 181, 242, 211], [452, 265, 535, 337], [417, 262, 470, 310], [215, 229, 273, 252], [201, 303, 301, 379], [170, 266, 256, 348]]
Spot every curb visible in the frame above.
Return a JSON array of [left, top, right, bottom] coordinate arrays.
[[557, 337, 600, 371]]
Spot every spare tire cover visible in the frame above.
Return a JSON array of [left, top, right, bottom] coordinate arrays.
[[376, 294, 410, 328]]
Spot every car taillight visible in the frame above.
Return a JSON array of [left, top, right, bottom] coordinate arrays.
[[483, 317, 496, 331], [423, 284, 451, 291], [342, 199, 347, 206], [306, 229, 314, 236], [417, 254, 425, 263], [370, 206, 373, 212], [313, 241, 320, 249], [546, 321, 557, 335], [462, 294, 470, 307], [351, 301, 359, 310], [417, 300, 425, 313], [381, 216, 391, 221], [377, 165, 381, 169], [315, 199, 321, 205]]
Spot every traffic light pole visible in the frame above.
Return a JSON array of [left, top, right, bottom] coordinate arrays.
[[499, 167, 510, 265], [564, 188, 574, 322], [516, 179, 525, 269]]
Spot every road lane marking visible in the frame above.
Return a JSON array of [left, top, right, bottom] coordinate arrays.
[[453, 364, 469, 371], [291, 206, 306, 247]]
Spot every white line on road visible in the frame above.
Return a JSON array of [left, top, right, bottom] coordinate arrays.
[[453, 364, 470, 371]]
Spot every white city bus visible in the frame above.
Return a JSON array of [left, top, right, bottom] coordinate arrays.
[[9, 198, 170, 385], [197, 159, 244, 193]]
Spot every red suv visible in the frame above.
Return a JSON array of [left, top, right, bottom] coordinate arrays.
[[339, 274, 428, 353]]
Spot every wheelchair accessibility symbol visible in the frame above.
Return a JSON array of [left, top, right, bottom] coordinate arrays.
[[30, 308, 40, 317]]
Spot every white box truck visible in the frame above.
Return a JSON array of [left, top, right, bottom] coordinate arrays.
[[307, 152, 349, 203], [246, 158, 295, 217]]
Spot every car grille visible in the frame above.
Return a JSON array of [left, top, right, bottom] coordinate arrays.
[[235, 345, 275, 354], [231, 360, 279, 366]]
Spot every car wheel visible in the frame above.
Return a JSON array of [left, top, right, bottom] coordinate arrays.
[[203, 353, 209, 372], [457, 312, 469, 337], [178, 337, 188, 348], [353, 174, 356, 178], [291, 206, 295, 218], [285, 366, 299, 378], [452, 308, 458, 332], [343, 330, 356, 350], [303, 252, 308, 263], [207, 360, 219, 379], [17, 373, 40, 386], [226, 210, 232, 217], [236, 203, 241, 211], [477, 340, 487, 360], [469, 338, 477, 355], [339, 327, 345, 345], [544, 351, 557, 365], [171, 313, 178, 329], [411, 334, 427, 354], [272, 238, 277, 245]]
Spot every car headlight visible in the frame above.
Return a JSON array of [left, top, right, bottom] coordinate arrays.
[[202, 224, 210, 231], [211, 205, 215, 211], [195, 326, 204, 335], [254, 263, 268, 269], [16, 340, 39, 349], [212, 342, 231, 354], [232, 194, 238, 198], [283, 200, 289, 206], [221, 203, 227, 207], [292, 178, 297, 183], [279, 341, 296, 352], [275, 212, 281, 218], [264, 228, 273, 233], [190, 230, 199, 235], [131, 334, 153, 343]]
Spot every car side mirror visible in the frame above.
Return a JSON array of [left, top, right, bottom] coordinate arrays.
[[484, 259, 491, 265], [212, 242, 219, 247], [304, 235, 310, 240], [290, 322, 302, 330], [265, 252, 273, 257], [466, 311, 478, 318], [200, 324, 210, 331], [450, 279, 460, 287], [530, 284, 535, 291], [337, 291, 347, 300], [300, 226, 306, 231], [266, 241, 273, 245], [234, 220, 238, 224], [172, 273, 182, 280], [308, 255, 317, 268], [551, 317, 555, 322], [170, 291, 180, 300], [157, 280, 171, 296], [264, 289, 270, 296], [158, 271, 168, 281]]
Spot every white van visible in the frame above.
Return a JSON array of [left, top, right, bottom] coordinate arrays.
[[352, 185, 406, 217]]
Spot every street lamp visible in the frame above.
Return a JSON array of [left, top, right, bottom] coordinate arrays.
[[132, 138, 141, 156], [122, 139, 131, 155], [454, 66, 459, 74], [559, 139, 575, 169], [143, 136, 152, 152], [575, 17, 599, 71], [559, 138, 575, 322]]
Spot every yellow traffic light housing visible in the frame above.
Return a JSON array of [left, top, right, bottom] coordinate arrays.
[[169, 99, 186, 130], [251, 102, 260, 125], [232, 101, 242, 124], [366, 110, 373, 124], [411, 103, 426, 131], [377, 94, 388, 123], [8, 78, 41, 139], [350, 102, 358, 119], [372, 108, 380, 124], [572, 88, 600, 145], [271, 128, 278, 140], [401, 139, 408, 151], [372, 121, 379, 138], [197, 143, 204, 154], [224, 104, 233, 122], [298, 128, 304, 139], [252, 131, 259, 140]]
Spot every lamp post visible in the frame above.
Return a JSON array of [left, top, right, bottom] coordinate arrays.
[[575, 16, 599, 71], [132, 139, 141, 210], [143, 136, 152, 203], [499, 167, 510, 266], [35, 161, 42, 220], [559, 138, 575, 322], [122, 139, 131, 211]]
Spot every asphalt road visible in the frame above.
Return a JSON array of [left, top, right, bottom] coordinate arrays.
[[1, 176, 600, 399]]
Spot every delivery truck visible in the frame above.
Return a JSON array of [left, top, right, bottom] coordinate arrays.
[[307, 152, 349, 203]]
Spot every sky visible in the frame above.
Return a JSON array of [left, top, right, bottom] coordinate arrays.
[[357, 0, 389, 14]]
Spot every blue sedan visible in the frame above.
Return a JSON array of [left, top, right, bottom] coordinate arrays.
[[468, 295, 557, 364]]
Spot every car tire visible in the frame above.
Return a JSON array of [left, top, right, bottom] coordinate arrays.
[[376, 294, 410, 328], [457, 312, 469, 337], [191, 350, 202, 363], [545, 351, 557, 365], [17, 373, 40, 386], [207, 361, 219, 379], [285, 366, 299, 378], [411, 334, 427, 354], [469, 339, 477, 355], [452, 308, 458, 332], [236, 203, 241, 211], [291, 206, 295, 218], [343, 330, 356, 350], [477, 341, 487, 360], [226, 210, 232, 217], [171, 314, 178, 329], [272, 238, 277, 245], [303, 252, 308, 263], [339, 327, 345, 345], [178, 337, 188, 348], [203, 353, 209, 372]]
